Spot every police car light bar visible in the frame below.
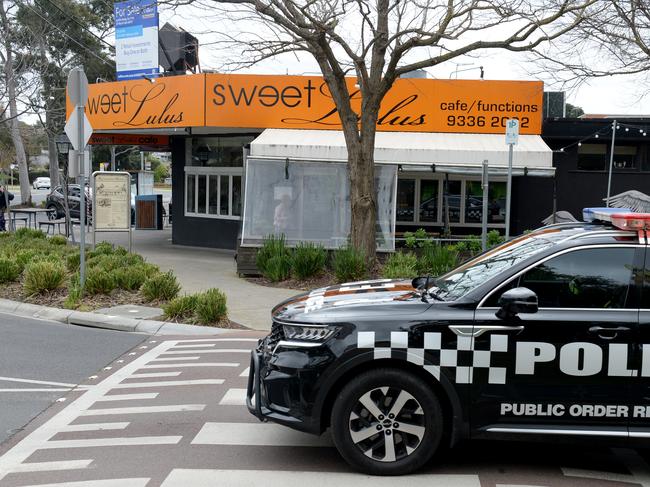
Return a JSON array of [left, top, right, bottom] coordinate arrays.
[[582, 207, 632, 223]]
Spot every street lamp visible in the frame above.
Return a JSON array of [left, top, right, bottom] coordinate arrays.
[[56, 135, 70, 155]]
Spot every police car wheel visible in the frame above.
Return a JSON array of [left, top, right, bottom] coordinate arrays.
[[331, 368, 443, 475]]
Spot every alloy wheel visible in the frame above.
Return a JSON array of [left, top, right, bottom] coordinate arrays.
[[348, 386, 426, 463]]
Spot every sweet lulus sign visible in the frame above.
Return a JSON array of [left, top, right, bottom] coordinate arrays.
[[67, 73, 543, 135]]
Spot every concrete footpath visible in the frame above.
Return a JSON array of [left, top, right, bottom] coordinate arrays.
[[80, 228, 298, 331]]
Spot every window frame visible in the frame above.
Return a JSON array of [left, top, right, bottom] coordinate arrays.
[[184, 166, 243, 220], [396, 173, 507, 228], [477, 244, 643, 310]]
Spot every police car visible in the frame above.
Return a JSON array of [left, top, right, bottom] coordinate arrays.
[[246, 209, 650, 475]]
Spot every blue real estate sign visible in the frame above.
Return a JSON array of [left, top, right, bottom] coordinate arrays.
[[114, 0, 159, 80]]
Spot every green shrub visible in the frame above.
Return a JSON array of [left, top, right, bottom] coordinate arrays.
[[0, 257, 21, 283], [141, 271, 180, 301], [381, 252, 418, 279], [256, 234, 290, 274], [292, 242, 326, 280], [453, 235, 482, 254], [332, 246, 367, 283], [66, 252, 81, 272], [418, 244, 459, 276], [15, 250, 40, 270], [487, 229, 505, 248], [88, 241, 114, 258], [195, 288, 228, 325], [114, 265, 148, 291], [264, 254, 292, 282], [23, 261, 66, 295], [84, 268, 117, 295], [404, 228, 433, 249], [49, 235, 68, 246], [163, 294, 198, 320], [14, 228, 46, 240], [141, 262, 160, 277], [63, 282, 82, 309]]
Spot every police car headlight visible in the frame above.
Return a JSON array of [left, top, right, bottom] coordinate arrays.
[[282, 324, 338, 342]]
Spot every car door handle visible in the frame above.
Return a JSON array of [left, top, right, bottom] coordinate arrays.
[[588, 326, 631, 339]]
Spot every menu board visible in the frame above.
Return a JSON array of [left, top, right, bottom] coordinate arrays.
[[93, 172, 130, 231]]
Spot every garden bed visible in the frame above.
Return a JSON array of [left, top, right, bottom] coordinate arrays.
[[0, 229, 235, 328]]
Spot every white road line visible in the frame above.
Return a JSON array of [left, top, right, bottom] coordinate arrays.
[[42, 436, 182, 449], [0, 340, 179, 481], [140, 363, 238, 369], [129, 372, 182, 378], [192, 422, 333, 447], [80, 405, 205, 416], [160, 469, 481, 487], [6, 459, 93, 473], [18, 479, 150, 487], [218, 389, 247, 406], [149, 357, 200, 362], [239, 367, 249, 377], [162, 349, 251, 355], [97, 393, 159, 402], [175, 338, 259, 343], [0, 376, 78, 387], [61, 422, 130, 432], [0, 388, 72, 392], [113, 379, 224, 389], [170, 344, 216, 349]]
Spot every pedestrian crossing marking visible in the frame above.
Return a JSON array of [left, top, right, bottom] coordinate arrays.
[[192, 422, 333, 447], [218, 388, 247, 406], [113, 379, 224, 388], [80, 404, 205, 416], [41, 436, 182, 449], [140, 362, 239, 369]]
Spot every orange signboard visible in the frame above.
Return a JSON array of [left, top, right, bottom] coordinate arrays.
[[66, 74, 204, 130], [205, 74, 542, 134], [68, 73, 543, 135]]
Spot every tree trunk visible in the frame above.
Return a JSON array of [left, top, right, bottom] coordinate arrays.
[[47, 136, 60, 187], [0, 1, 31, 206], [39, 38, 60, 188], [347, 134, 377, 260]]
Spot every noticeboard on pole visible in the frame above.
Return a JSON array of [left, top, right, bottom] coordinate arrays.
[[92, 172, 131, 232], [114, 0, 159, 80]]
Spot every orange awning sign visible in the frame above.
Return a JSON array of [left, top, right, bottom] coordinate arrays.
[[68, 73, 544, 135]]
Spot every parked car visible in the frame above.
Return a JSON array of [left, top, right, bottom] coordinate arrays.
[[45, 185, 91, 220], [247, 208, 650, 475], [32, 177, 51, 190]]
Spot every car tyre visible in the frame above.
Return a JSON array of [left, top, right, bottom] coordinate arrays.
[[46, 204, 61, 220], [330, 368, 443, 476]]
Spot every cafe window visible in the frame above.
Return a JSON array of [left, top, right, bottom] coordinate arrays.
[[184, 136, 251, 220], [396, 176, 506, 227], [613, 145, 637, 170]]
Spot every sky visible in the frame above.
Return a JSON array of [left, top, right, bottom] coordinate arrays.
[[156, 3, 650, 117]]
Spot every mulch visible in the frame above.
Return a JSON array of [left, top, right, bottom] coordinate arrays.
[[246, 272, 337, 292]]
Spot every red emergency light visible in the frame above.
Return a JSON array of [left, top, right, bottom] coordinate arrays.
[[610, 213, 650, 231]]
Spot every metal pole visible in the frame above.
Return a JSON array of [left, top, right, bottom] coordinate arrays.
[[606, 120, 617, 207], [77, 102, 86, 290], [505, 143, 514, 240], [481, 160, 489, 252]]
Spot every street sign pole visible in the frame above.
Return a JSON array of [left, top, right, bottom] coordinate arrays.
[[606, 119, 617, 207], [504, 119, 519, 240], [481, 160, 489, 252], [66, 67, 91, 290]]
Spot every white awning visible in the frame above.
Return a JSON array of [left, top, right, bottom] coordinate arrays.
[[250, 129, 555, 177]]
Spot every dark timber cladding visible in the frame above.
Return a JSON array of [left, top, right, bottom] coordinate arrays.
[[542, 118, 650, 225]]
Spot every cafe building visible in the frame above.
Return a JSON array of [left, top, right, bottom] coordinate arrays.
[[77, 73, 555, 251]]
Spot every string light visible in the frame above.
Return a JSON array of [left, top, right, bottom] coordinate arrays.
[[553, 120, 649, 153]]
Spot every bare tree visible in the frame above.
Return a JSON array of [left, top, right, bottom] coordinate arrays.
[[180, 0, 597, 259], [0, 0, 32, 205], [532, 0, 650, 87]]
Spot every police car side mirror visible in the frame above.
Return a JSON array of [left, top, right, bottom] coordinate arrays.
[[496, 287, 538, 320]]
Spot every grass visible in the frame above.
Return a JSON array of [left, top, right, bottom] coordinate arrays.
[[381, 252, 418, 279], [292, 242, 327, 280], [331, 246, 367, 283], [141, 271, 181, 301], [23, 261, 66, 295], [163, 289, 227, 326]]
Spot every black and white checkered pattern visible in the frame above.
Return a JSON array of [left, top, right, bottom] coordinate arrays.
[[357, 331, 509, 384]]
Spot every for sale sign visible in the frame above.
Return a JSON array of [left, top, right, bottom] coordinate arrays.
[[114, 0, 159, 80]]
